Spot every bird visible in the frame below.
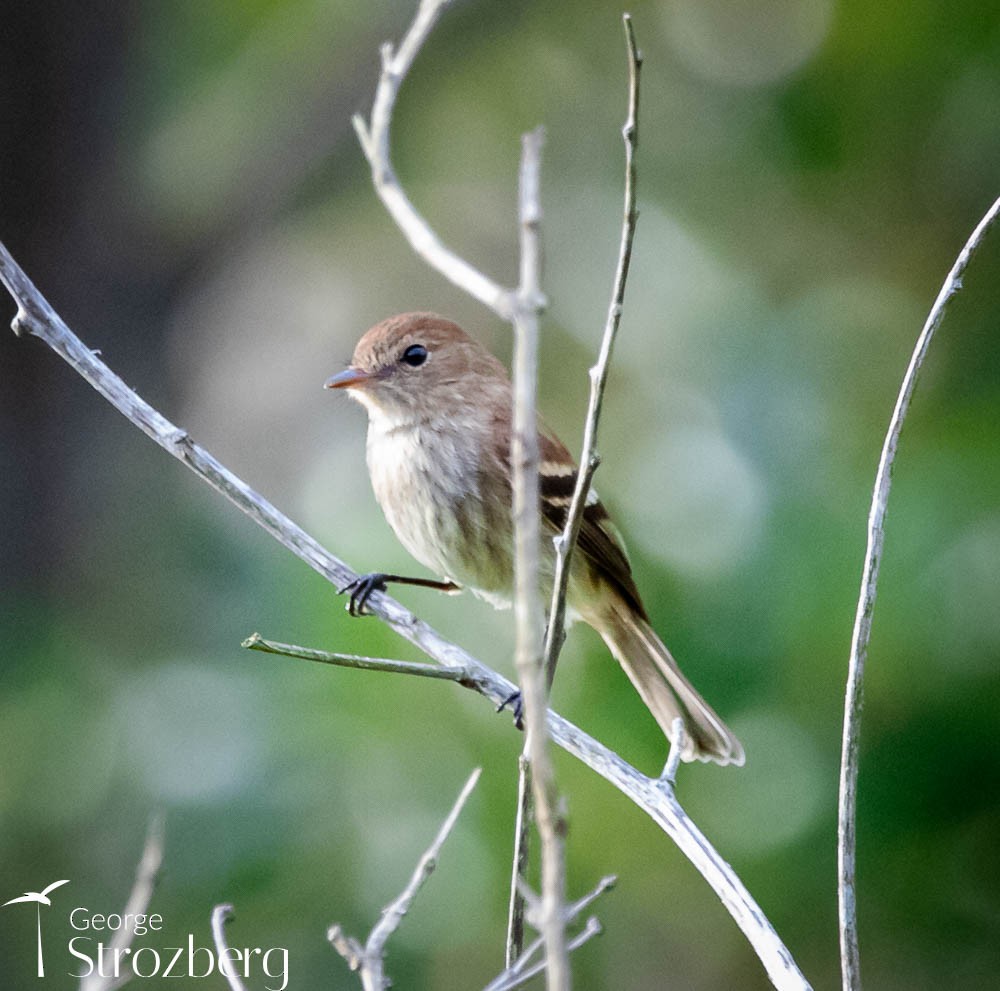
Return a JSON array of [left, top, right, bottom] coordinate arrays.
[[325, 312, 744, 765]]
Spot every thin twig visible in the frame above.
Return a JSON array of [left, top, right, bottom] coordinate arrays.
[[242, 632, 477, 684], [543, 14, 641, 685], [488, 873, 613, 991], [0, 240, 810, 989], [370, 768, 481, 952], [658, 717, 686, 790], [329, 769, 482, 990], [485, 920, 602, 991], [352, 0, 513, 319], [509, 125, 570, 991], [565, 873, 617, 921], [837, 193, 1000, 991], [210, 905, 250, 991], [505, 754, 533, 966], [80, 813, 166, 991]]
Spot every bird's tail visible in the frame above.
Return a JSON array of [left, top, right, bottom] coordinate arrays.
[[593, 599, 745, 766]]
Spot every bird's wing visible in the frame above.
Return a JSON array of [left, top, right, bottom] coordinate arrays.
[[3, 894, 40, 905], [537, 428, 647, 619], [40, 879, 70, 898]]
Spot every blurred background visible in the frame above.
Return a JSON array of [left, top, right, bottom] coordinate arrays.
[[2, 0, 999, 987]]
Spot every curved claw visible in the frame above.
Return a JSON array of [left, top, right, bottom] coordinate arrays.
[[338, 573, 388, 617], [497, 690, 525, 731]]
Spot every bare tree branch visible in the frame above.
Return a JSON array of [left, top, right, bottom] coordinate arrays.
[[838, 193, 1000, 991], [80, 813, 166, 991], [352, 0, 514, 320], [328, 769, 481, 990], [0, 238, 810, 987], [210, 904, 250, 991], [243, 632, 478, 684], [508, 125, 570, 991], [486, 874, 614, 991], [658, 716, 686, 789], [506, 16, 640, 970], [544, 13, 642, 685], [505, 754, 532, 966]]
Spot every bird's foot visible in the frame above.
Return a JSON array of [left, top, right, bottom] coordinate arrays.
[[338, 573, 388, 617], [497, 690, 524, 730]]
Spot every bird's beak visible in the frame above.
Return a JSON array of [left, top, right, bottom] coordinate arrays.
[[324, 366, 370, 390]]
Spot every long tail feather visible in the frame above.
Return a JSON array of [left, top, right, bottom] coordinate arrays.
[[596, 602, 745, 766]]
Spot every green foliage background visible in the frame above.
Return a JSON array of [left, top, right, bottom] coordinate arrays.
[[1, 1, 999, 987]]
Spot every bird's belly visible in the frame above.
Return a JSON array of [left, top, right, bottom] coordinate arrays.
[[367, 424, 514, 596]]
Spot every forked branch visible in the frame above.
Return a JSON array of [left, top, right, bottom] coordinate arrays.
[[328, 770, 481, 990]]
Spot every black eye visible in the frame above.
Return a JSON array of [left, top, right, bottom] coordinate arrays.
[[401, 344, 428, 367]]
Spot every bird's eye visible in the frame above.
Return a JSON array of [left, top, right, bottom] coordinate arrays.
[[401, 344, 428, 367]]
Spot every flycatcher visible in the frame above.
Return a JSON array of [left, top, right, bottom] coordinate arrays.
[[326, 312, 744, 765]]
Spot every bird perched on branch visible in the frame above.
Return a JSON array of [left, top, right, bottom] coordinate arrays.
[[325, 312, 744, 766]]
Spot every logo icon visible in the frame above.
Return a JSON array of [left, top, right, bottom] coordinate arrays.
[[4, 878, 70, 977]]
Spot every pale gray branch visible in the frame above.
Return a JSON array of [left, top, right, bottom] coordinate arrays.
[[544, 13, 642, 686], [658, 717, 686, 788], [510, 125, 569, 991], [838, 193, 1000, 991], [210, 905, 250, 991], [328, 769, 481, 991], [80, 813, 166, 991], [505, 754, 532, 966], [352, 0, 514, 319], [0, 237, 810, 989], [242, 632, 477, 684], [486, 874, 614, 991]]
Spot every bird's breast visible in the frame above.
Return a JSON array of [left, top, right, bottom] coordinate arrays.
[[366, 419, 514, 595]]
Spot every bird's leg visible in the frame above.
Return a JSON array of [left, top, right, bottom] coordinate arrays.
[[338, 573, 460, 617], [497, 691, 525, 730], [498, 618, 561, 730]]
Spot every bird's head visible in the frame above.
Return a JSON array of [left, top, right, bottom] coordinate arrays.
[[325, 312, 509, 425]]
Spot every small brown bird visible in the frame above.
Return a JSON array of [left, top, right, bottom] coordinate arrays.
[[326, 312, 744, 765]]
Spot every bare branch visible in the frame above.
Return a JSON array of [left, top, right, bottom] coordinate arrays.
[[658, 717, 686, 789], [0, 245, 362, 599], [0, 240, 810, 988], [486, 874, 614, 991], [327, 926, 366, 974], [352, 0, 514, 319], [565, 873, 617, 922], [372, 768, 481, 950], [210, 905, 250, 991], [79, 813, 166, 991], [544, 14, 642, 684], [505, 754, 533, 966], [242, 632, 477, 684], [838, 193, 1000, 991], [509, 125, 570, 991], [329, 769, 482, 991]]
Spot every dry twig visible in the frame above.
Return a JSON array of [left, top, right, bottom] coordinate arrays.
[[328, 769, 481, 990], [838, 193, 1000, 991], [352, 0, 513, 319], [210, 905, 250, 991], [508, 125, 570, 991], [484, 874, 614, 991], [80, 813, 165, 991], [543, 14, 642, 685]]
